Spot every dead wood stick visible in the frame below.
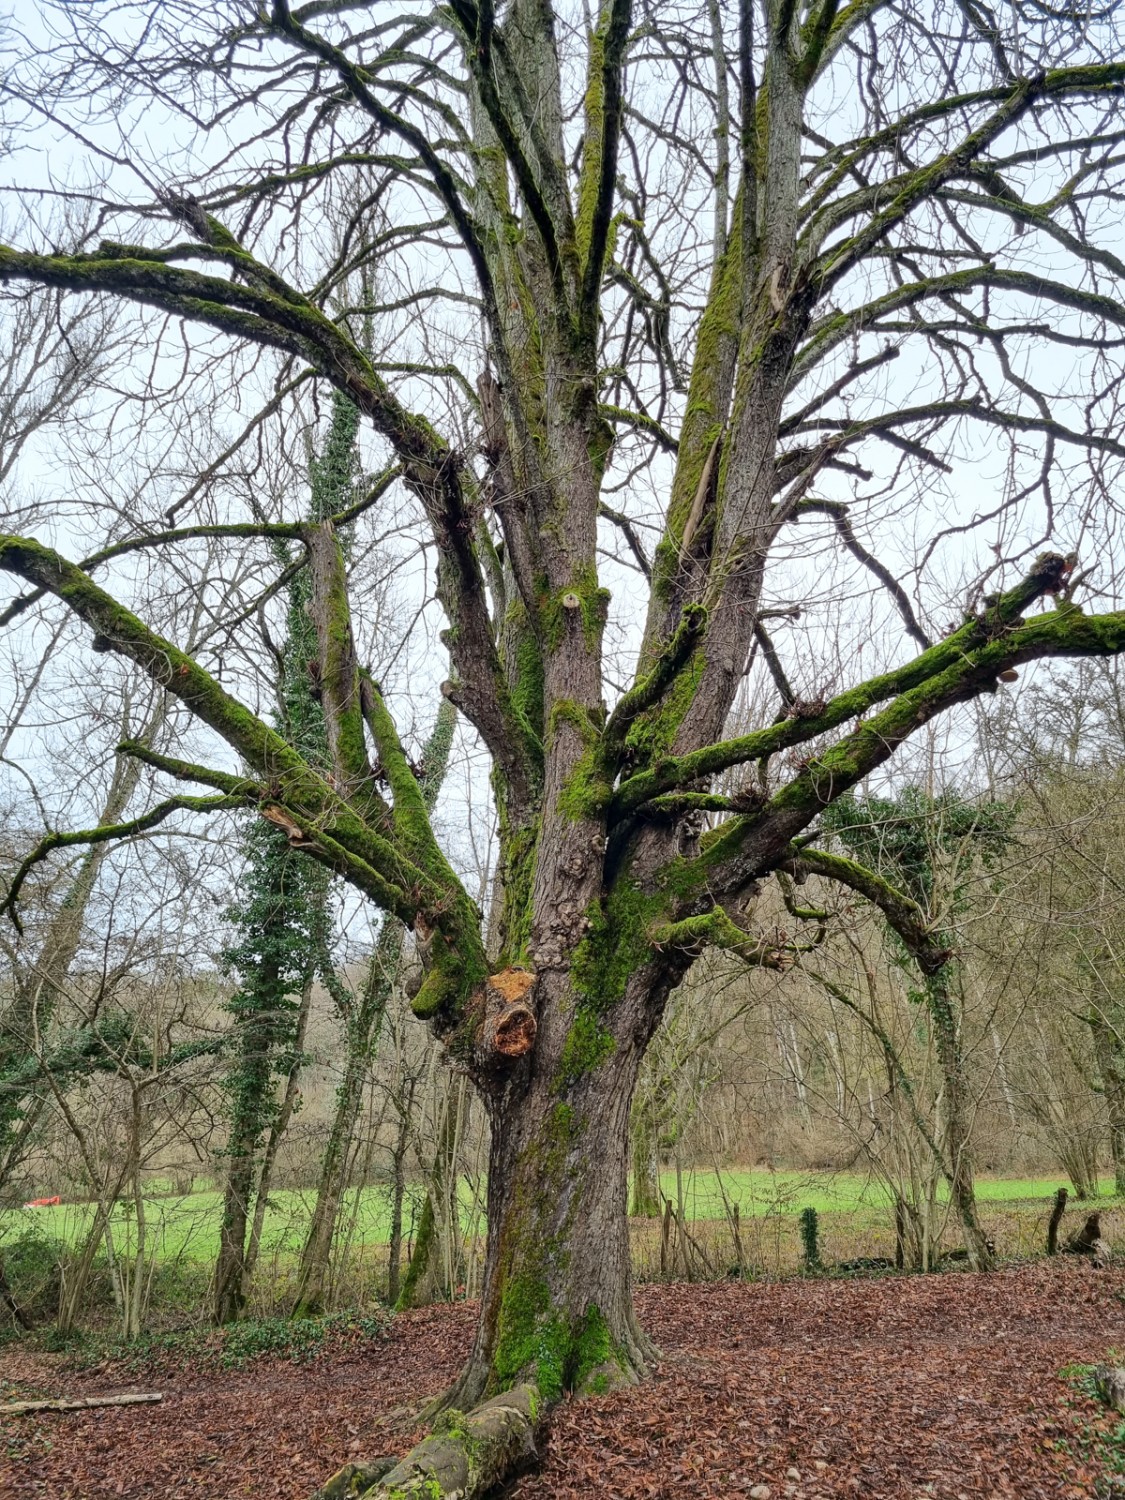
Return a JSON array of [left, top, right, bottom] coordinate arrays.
[[0, 1392, 163, 1415], [1046, 1186, 1068, 1255]]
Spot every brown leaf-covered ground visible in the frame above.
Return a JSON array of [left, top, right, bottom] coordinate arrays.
[[2, 1261, 1123, 1499]]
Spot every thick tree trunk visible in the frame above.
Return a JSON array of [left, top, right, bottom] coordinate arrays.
[[442, 1028, 654, 1410]]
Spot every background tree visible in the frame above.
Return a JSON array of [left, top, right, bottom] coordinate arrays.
[[2, 3, 1125, 1492], [293, 695, 456, 1318], [815, 787, 1013, 1265]]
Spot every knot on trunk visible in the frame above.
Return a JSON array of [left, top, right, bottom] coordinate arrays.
[[482, 968, 537, 1060]]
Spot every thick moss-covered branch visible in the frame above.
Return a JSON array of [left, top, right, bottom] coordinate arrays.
[[780, 846, 947, 967], [0, 243, 396, 422], [314, 1384, 541, 1500], [452, 6, 570, 306], [114, 741, 258, 796], [0, 537, 482, 992], [614, 552, 1119, 817], [307, 521, 385, 814], [643, 202, 743, 629], [0, 521, 309, 629], [0, 534, 323, 790], [358, 674, 461, 892], [2, 793, 250, 933], [650, 907, 796, 970], [683, 575, 1125, 902], [798, 0, 843, 83], [601, 603, 706, 764]]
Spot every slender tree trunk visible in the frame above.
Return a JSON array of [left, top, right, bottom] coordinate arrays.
[[244, 973, 315, 1292], [292, 930, 402, 1315], [0, 728, 154, 1188], [629, 1101, 661, 1219], [1091, 1006, 1125, 1197], [386, 1112, 413, 1309], [397, 1075, 466, 1310], [294, 701, 454, 1315], [214, 958, 280, 1325], [924, 966, 992, 1268]]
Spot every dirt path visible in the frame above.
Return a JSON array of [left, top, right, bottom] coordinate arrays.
[[1, 1261, 1121, 1498]]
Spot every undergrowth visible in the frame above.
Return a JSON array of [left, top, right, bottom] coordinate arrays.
[[62, 1309, 390, 1373], [1060, 1357, 1125, 1498]]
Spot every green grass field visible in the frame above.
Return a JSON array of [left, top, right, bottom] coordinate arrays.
[[2, 1169, 1112, 1266]]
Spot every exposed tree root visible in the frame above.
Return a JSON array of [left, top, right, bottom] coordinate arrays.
[[312, 1384, 541, 1500]]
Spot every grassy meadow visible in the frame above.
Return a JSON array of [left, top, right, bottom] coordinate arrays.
[[2, 1167, 1114, 1272]]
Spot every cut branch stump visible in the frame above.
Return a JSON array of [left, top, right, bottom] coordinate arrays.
[[1064, 1212, 1103, 1255], [480, 969, 537, 1061], [1095, 1367, 1125, 1413]]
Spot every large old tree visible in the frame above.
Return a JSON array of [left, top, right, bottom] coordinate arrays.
[[3, 1, 1125, 1492]]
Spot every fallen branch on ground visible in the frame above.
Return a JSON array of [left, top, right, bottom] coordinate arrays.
[[0, 1392, 163, 1415]]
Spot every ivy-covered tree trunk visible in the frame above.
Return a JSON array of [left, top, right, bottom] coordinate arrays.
[[922, 966, 992, 1268], [216, 392, 364, 1323], [215, 922, 305, 1323]]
